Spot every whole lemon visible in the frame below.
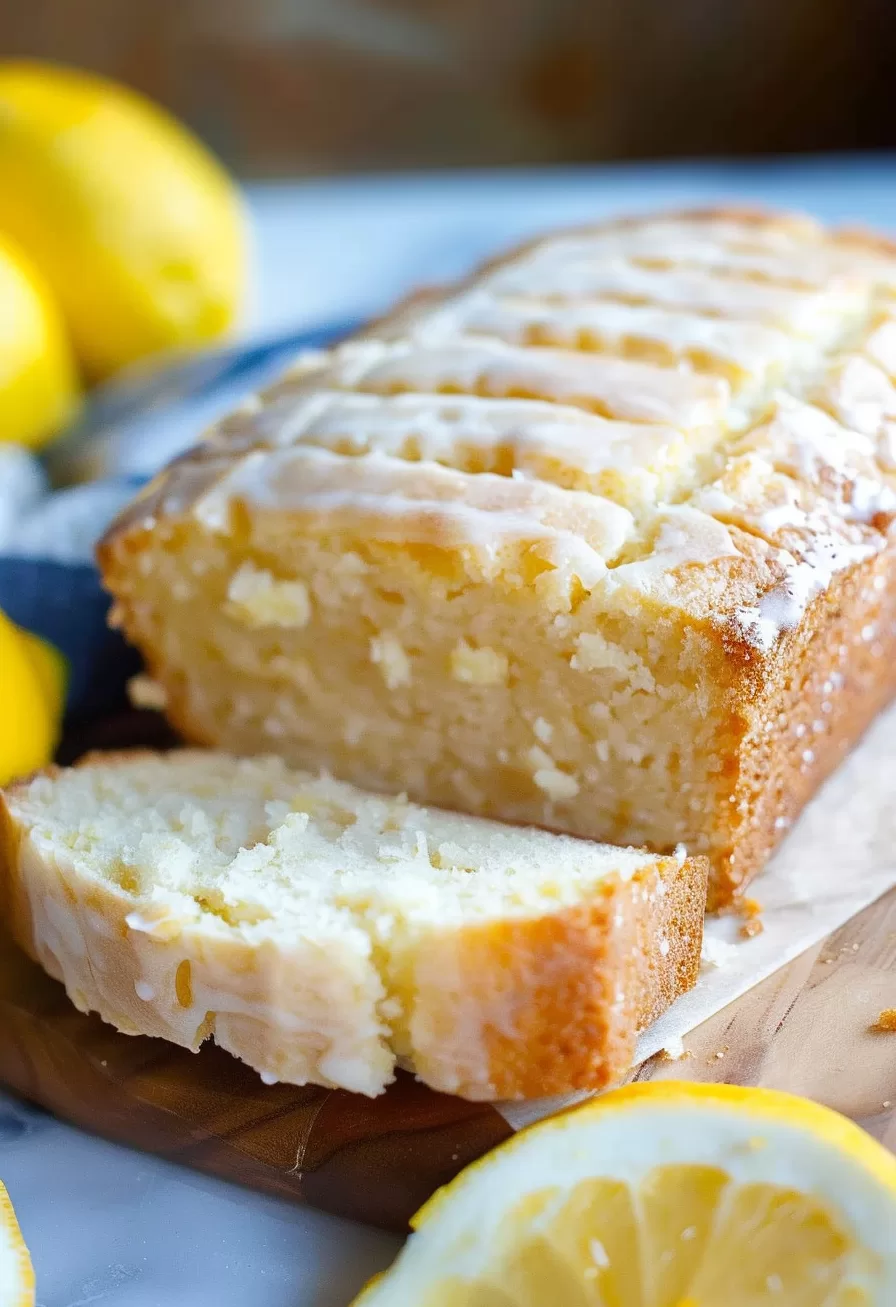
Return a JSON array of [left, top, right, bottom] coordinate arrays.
[[0, 232, 80, 447], [0, 61, 248, 380], [0, 612, 66, 785], [18, 625, 68, 723]]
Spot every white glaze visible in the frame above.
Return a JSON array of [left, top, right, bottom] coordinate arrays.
[[193, 444, 634, 584], [112, 207, 896, 660], [486, 254, 867, 332], [281, 337, 731, 428], [503, 215, 896, 288], [383, 288, 804, 382]]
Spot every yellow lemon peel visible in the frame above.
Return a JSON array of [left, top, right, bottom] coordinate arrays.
[[0, 60, 247, 379]]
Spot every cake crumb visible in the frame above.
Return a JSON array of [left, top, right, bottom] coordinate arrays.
[[659, 1035, 690, 1061], [870, 1008, 896, 1033], [127, 674, 168, 711], [370, 634, 412, 689], [227, 563, 311, 629], [450, 640, 508, 686], [738, 897, 765, 939], [532, 716, 553, 745]]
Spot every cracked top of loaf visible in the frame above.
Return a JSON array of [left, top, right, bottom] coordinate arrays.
[[113, 207, 896, 654]]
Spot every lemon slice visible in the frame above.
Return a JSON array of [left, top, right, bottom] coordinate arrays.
[[0, 1183, 34, 1307], [356, 1084, 896, 1305]]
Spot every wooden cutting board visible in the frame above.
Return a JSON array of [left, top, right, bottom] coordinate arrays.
[[3, 888, 894, 1232], [2, 711, 895, 1232]]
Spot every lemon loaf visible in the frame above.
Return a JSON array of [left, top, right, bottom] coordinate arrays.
[[0, 751, 706, 1100], [100, 208, 896, 906]]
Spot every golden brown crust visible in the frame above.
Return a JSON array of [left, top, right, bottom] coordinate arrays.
[[708, 541, 896, 905], [411, 855, 706, 1100]]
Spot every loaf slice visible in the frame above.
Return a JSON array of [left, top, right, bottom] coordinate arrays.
[[100, 208, 896, 905], [0, 751, 706, 1100]]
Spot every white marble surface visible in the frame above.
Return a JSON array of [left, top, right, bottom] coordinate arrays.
[[5, 155, 896, 1306]]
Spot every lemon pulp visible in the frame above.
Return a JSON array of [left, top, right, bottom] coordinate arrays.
[[355, 1085, 896, 1307], [422, 1166, 870, 1305]]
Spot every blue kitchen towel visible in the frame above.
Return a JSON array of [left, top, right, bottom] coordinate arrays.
[[45, 320, 354, 485], [1, 323, 348, 717]]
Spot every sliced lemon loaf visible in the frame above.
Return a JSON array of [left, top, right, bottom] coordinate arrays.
[[100, 208, 896, 905], [0, 751, 706, 1100]]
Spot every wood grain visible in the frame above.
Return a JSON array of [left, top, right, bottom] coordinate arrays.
[[631, 888, 896, 1151]]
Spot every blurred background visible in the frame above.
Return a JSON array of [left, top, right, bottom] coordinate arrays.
[[2, 0, 894, 175]]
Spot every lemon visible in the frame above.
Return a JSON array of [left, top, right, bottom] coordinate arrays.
[[0, 60, 247, 380], [0, 232, 80, 448], [0, 611, 64, 785], [356, 1083, 896, 1305], [0, 1182, 34, 1307], [18, 626, 68, 723]]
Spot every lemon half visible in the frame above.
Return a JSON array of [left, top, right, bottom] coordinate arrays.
[[0, 60, 247, 379], [0, 1183, 34, 1307], [356, 1083, 896, 1305]]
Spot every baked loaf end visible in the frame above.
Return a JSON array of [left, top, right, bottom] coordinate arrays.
[[100, 208, 896, 905], [0, 751, 706, 1100]]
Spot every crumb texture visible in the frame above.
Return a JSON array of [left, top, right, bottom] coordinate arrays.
[[0, 751, 705, 1098], [101, 209, 896, 901]]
